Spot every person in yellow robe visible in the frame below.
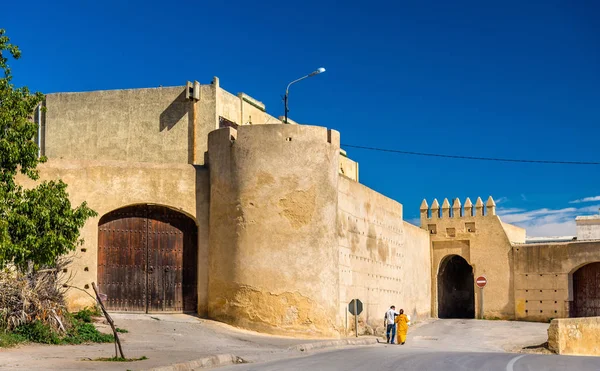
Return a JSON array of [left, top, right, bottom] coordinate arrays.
[[394, 309, 409, 345]]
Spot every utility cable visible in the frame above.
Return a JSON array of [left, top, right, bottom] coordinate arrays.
[[341, 144, 600, 165]]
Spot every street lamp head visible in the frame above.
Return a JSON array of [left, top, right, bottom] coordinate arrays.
[[284, 67, 326, 124], [309, 67, 326, 76]]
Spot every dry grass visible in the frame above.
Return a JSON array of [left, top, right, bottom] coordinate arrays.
[[0, 258, 72, 333]]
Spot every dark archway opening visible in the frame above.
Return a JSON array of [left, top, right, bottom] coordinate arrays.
[[97, 205, 198, 313], [571, 262, 600, 317], [438, 255, 475, 319]]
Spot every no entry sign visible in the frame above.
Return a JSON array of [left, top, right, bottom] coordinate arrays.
[[476, 276, 487, 288], [348, 299, 363, 315]]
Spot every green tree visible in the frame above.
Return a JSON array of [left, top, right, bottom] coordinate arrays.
[[0, 29, 97, 272]]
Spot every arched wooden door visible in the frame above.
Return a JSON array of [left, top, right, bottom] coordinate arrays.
[[98, 205, 197, 313], [571, 262, 600, 317]]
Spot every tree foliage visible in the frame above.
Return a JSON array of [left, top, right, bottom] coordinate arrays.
[[0, 29, 97, 272]]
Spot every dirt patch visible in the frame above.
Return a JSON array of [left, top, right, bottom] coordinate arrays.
[[519, 342, 554, 355]]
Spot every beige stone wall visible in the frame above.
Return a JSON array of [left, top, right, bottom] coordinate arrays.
[[196, 84, 218, 163], [217, 88, 241, 124], [207, 124, 342, 338], [548, 316, 600, 355], [576, 215, 600, 241], [513, 240, 600, 321], [43, 80, 359, 173], [215, 85, 281, 127], [339, 155, 359, 182], [240, 93, 280, 126], [422, 198, 522, 319], [501, 222, 526, 243], [45, 87, 194, 164], [16, 159, 210, 315], [338, 177, 430, 333]]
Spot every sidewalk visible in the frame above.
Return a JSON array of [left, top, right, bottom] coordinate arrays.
[[0, 313, 377, 371]]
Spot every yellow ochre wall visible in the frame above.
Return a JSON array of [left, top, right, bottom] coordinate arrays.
[[17, 159, 210, 315], [421, 197, 525, 319], [337, 176, 431, 334]]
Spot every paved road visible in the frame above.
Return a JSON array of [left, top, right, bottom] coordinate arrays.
[[0, 316, 589, 370], [219, 346, 600, 371]]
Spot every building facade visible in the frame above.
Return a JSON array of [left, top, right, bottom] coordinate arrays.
[[421, 199, 600, 322], [21, 78, 429, 338], [20, 78, 600, 338], [576, 212, 600, 241]]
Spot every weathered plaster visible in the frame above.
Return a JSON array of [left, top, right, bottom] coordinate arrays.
[[17, 159, 210, 315], [548, 316, 600, 355], [338, 177, 431, 334], [207, 125, 342, 337], [513, 241, 600, 321], [422, 198, 524, 319]]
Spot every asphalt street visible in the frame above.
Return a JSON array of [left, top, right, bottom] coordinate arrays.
[[219, 319, 599, 371], [219, 346, 600, 371]]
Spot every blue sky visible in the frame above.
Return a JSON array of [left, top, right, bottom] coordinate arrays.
[[2, 0, 599, 236]]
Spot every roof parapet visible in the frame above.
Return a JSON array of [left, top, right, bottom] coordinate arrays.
[[420, 196, 497, 220]]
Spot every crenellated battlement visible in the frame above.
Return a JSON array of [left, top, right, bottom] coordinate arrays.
[[420, 196, 496, 222]]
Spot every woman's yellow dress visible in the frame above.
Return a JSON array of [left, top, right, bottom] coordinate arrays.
[[394, 314, 409, 344]]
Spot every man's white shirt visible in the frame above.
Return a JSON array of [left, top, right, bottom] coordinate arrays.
[[385, 309, 397, 324]]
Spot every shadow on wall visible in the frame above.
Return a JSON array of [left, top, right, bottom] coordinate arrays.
[[159, 89, 194, 163], [159, 90, 188, 131], [195, 166, 210, 317]]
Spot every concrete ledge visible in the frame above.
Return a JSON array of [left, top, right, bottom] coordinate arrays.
[[147, 354, 245, 371], [548, 316, 600, 356], [147, 337, 378, 370], [288, 337, 378, 352]]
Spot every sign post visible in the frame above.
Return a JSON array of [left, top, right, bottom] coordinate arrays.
[[353, 300, 358, 337], [348, 299, 363, 338], [476, 276, 487, 319]]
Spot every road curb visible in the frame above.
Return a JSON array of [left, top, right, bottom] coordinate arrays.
[[146, 353, 245, 371], [146, 338, 377, 370], [288, 337, 378, 352]]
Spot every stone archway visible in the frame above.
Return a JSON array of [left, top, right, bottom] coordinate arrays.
[[571, 262, 600, 317], [97, 204, 198, 313], [438, 255, 475, 318]]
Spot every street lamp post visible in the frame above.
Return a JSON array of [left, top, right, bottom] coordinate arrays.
[[284, 67, 326, 124]]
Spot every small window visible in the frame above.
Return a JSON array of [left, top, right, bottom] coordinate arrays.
[[465, 222, 476, 233], [428, 224, 437, 235], [446, 228, 456, 237]]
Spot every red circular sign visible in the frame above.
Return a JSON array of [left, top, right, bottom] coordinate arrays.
[[476, 276, 487, 288]]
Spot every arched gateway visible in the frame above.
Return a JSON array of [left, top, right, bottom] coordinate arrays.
[[438, 255, 475, 318], [571, 262, 600, 317], [97, 205, 198, 313]]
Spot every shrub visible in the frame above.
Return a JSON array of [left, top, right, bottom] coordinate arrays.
[[0, 332, 26, 348], [66, 321, 113, 344], [73, 307, 102, 323], [12, 316, 113, 345], [15, 321, 61, 344]]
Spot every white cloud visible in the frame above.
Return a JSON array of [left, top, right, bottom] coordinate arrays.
[[495, 197, 508, 204], [496, 207, 526, 215], [499, 207, 576, 224], [524, 221, 577, 237], [579, 205, 600, 213], [498, 204, 600, 237], [569, 196, 600, 204]]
